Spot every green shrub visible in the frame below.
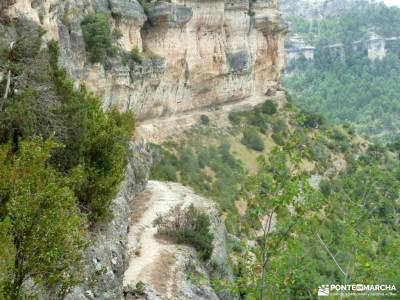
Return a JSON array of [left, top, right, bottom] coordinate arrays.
[[331, 128, 347, 141], [303, 113, 324, 128], [179, 147, 202, 183], [1, 37, 135, 222], [81, 12, 116, 64], [200, 114, 210, 125], [130, 47, 142, 64], [246, 113, 268, 133], [154, 204, 214, 260], [0, 138, 87, 298], [272, 132, 285, 146], [261, 100, 277, 115], [137, 0, 150, 14], [319, 179, 331, 197], [241, 128, 265, 151], [150, 145, 178, 181], [308, 141, 330, 164], [49, 42, 135, 221], [228, 111, 242, 125], [272, 119, 288, 134], [76, 103, 135, 221]]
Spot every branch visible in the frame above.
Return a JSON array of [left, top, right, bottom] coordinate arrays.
[[316, 233, 347, 277], [0, 70, 11, 111], [0, 42, 15, 111]]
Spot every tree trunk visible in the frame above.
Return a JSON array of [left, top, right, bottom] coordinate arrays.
[[0, 70, 11, 111], [11, 237, 25, 299]]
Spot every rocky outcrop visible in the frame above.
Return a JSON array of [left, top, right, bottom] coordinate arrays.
[[3, 0, 287, 120], [64, 142, 152, 300], [123, 181, 233, 300]]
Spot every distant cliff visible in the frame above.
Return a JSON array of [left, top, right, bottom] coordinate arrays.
[[2, 0, 287, 119]]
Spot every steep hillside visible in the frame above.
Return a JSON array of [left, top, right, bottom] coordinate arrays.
[[149, 99, 400, 299], [283, 0, 400, 143]]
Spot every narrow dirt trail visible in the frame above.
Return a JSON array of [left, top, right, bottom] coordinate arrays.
[[135, 92, 286, 143], [123, 180, 204, 295]]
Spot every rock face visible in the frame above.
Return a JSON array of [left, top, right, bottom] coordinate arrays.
[[64, 142, 152, 300], [3, 0, 287, 120]]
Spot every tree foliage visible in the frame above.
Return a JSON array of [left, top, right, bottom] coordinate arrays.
[[285, 1, 400, 143], [286, 1, 400, 46], [0, 27, 135, 297], [81, 12, 117, 64], [0, 139, 87, 299], [286, 52, 400, 143]]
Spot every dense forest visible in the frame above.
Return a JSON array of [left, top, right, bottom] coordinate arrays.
[[285, 1, 400, 143], [286, 1, 400, 46]]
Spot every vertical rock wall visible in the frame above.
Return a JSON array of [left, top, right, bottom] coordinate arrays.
[[3, 0, 287, 119]]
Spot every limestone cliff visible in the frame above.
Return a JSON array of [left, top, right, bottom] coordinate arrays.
[[2, 0, 287, 119]]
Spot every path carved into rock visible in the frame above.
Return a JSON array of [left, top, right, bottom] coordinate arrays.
[[123, 180, 213, 298]]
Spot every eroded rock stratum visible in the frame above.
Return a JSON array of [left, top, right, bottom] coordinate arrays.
[[3, 0, 287, 119]]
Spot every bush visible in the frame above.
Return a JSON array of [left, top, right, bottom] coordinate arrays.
[[246, 113, 268, 133], [49, 42, 135, 222], [137, 0, 150, 14], [130, 47, 142, 64], [150, 145, 178, 181], [0, 37, 135, 222], [154, 204, 214, 260], [308, 141, 330, 164], [241, 128, 265, 151], [200, 114, 210, 125], [302, 111, 325, 129], [76, 103, 135, 221], [272, 132, 285, 146], [0, 138, 87, 298], [261, 100, 277, 115], [81, 12, 116, 64], [331, 128, 347, 141], [272, 119, 288, 134], [228, 111, 242, 125], [319, 179, 331, 197]]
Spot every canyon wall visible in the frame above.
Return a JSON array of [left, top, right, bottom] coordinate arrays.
[[2, 0, 287, 119]]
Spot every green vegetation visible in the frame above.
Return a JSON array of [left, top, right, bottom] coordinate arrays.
[[0, 28, 134, 297], [130, 47, 142, 64], [154, 204, 214, 260], [81, 12, 118, 64], [285, 1, 400, 143], [151, 133, 244, 213], [241, 127, 265, 151], [137, 0, 152, 15], [286, 1, 400, 45], [0, 139, 86, 298], [261, 100, 277, 115], [236, 143, 400, 299], [200, 114, 210, 125], [285, 50, 400, 143], [151, 100, 400, 298]]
